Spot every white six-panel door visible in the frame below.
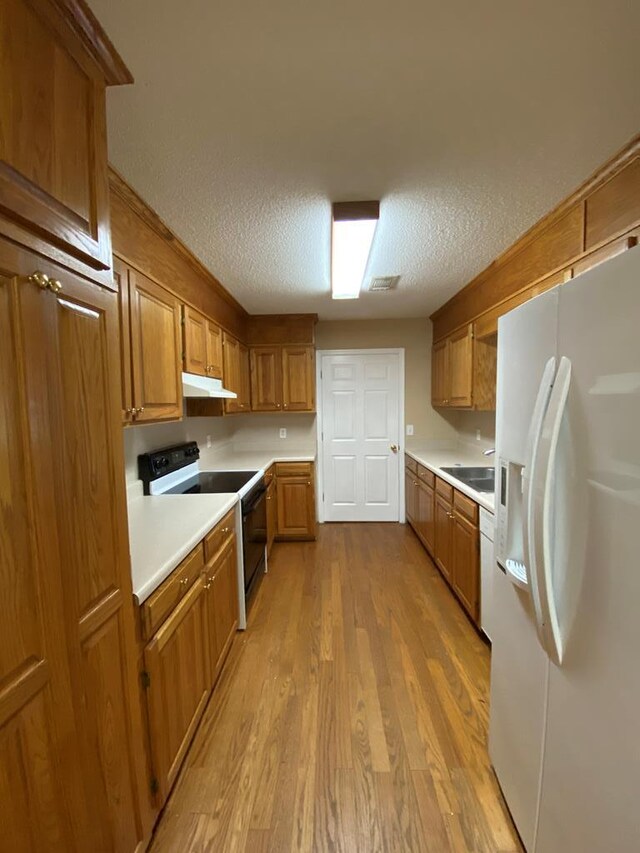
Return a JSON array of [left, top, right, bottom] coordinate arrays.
[[320, 351, 401, 522]]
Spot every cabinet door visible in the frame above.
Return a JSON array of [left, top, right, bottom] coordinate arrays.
[[0, 0, 113, 278], [0, 257, 88, 850], [282, 345, 315, 411], [418, 481, 435, 554], [129, 270, 183, 422], [113, 256, 134, 424], [204, 538, 239, 685], [448, 323, 474, 407], [206, 320, 223, 379], [405, 468, 417, 525], [431, 338, 449, 406], [434, 493, 453, 582], [49, 267, 153, 847], [183, 305, 208, 376], [144, 578, 210, 804], [250, 346, 282, 411], [239, 343, 251, 411], [223, 332, 240, 413], [266, 477, 277, 555], [276, 477, 316, 539], [452, 512, 480, 623]]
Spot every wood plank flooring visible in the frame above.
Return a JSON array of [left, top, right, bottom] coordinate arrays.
[[149, 523, 522, 852]]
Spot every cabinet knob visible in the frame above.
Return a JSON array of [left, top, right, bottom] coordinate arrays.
[[283, 403, 288, 409], [204, 582, 211, 590], [136, 407, 145, 414], [125, 407, 134, 416], [179, 577, 189, 586], [29, 271, 63, 293]]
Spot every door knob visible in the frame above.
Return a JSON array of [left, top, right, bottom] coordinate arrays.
[[390, 444, 398, 453]]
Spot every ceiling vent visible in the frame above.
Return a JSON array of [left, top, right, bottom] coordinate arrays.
[[368, 275, 400, 292]]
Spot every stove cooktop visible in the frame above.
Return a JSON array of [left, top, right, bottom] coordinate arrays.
[[163, 470, 258, 495]]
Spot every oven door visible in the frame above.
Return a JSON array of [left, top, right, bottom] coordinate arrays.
[[242, 483, 267, 594]]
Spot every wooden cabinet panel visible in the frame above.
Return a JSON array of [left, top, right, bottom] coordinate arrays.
[[0, 0, 117, 278], [203, 509, 236, 563], [585, 157, 640, 250], [276, 475, 316, 540], [282, 345, 315, 411], [144, 578, 210, 803], [473, 335, 498, 411], [130, 269, 183, 422], [0, 261, 86, 849], [114, 256, 134, 424], [206, 320, 223, 379], [50, 267, 151, 847], [405, 454, 418, 475], [250, 346, 282, 411], [141, 545, 204, 641], [239, 343, 251, 411], [203, 537, 239, 685], [448, 323, 474, 407], [452, 512, 480, 623], [417, 480, 435, 555], [183, 305, 208, 376], [266, 475, 277, 556], [434, 492, 453, 582], [431, 338, 449, 406], [405, 468, 418, 525], [223, 332, 240, 413]]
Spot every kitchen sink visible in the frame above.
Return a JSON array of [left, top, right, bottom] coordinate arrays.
[[440, 466, 495, 493]]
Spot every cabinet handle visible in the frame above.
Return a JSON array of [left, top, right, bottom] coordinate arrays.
[[204, 582, 211, 590], [283, 403, 288, 409], [179, 577, 189, 586], [307, 481, 311, 486], [125, 407, 135, 416], [29, 271, 63, 293], [136, 407, 145, 415]]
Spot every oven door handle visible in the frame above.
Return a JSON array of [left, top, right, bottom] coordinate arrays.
[[242, 485, 267, 516]]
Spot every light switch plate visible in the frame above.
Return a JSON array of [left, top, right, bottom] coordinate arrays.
[[406, 424, 414, 436], [279, 428, 287, 439]]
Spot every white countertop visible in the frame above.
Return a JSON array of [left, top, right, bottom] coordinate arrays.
[[405, 447, 495, 513], [127, 449, 316, 605]]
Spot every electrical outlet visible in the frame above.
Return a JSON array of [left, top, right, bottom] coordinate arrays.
[[406, 424, 414, 436], [206, 434, 212, 449], [476, 429, 481, 441], [279, 428, 287, 439]]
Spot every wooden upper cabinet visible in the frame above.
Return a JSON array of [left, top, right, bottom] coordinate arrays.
[[114, 256, 134, 424], [251, 346, 282, 411], [282, 345, 315, 411], [206, 320, 223, 379], [431, 338, 449, 406], [183, 305, 208, 376], [239, 343, 251, 412], [0, 0, 131, 286], [223, 332, 241, 413], [448, 323, 474, 407], [129, 269, 183, 422]]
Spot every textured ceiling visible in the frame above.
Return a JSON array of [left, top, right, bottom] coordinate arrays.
[[89, 0, 640, 320]]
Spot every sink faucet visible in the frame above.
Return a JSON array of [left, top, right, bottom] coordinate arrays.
[[483, 448, 496, 456]]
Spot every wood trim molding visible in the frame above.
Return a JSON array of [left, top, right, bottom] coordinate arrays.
[[108, 167, 248, 320], [430, 133, 640, 331], [50, 0, 133, 85]]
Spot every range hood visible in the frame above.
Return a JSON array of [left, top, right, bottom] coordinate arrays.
[[181, 372, 237, 399]]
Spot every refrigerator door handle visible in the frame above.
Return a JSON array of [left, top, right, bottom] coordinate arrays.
[[529, 356, 572, 666], [521, 357, 556, 596]]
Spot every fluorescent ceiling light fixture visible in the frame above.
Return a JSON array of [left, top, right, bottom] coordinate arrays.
[[331, 201, 380, 299]]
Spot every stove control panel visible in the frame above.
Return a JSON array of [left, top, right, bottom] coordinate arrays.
[[138, 441, 200, 490]]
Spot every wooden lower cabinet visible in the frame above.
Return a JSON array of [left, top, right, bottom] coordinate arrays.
[[144, 577, 211, 804], [405, 467, 418, 525], [204, 537, 239, 684], [417, 479, 435, 554], [266, 471, 277, 555], [434, 491, 454, 582], [275, 463, 317, 540], [452, 511, 480, 623]]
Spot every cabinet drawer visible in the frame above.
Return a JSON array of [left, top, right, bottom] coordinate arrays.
[[275, 462, 313, 478], [454, 490, 479, 524], [141, 544, 204, 639], [417, 464, 435, 487], [204, 508, 236, 563], [405, 455, 418, 475], [435, 477, 453, 502]]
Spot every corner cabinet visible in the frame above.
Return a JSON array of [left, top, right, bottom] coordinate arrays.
[[116, 257, 183, 424], [250, 345, 315, 412], [431, 323, 497, 410], [183, 304, 223, 379], [275, 462, 317, 540]]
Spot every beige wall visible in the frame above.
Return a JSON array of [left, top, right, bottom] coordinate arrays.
[[315, 318, 457, 447]]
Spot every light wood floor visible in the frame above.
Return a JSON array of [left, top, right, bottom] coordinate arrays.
[[150, 523, 522, 852]]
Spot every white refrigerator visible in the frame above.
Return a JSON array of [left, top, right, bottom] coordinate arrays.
[[489, 245, 640, 852]]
